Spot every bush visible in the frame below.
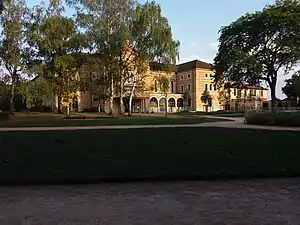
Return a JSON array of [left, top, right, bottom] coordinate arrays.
[[245, 111, 300, 127]]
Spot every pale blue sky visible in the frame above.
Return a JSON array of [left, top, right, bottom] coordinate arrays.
[[27, 0, 291, 98]]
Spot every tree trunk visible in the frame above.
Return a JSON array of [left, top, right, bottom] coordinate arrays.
[[9, 82, 15, 115], [67, 104, 70, 116], [109, 96, 114, 116], [119, 96, 124, 114], [165, 93, 168, 117], [109, 78, 114, 116], [128, 82, 136, 116], [270, 84, 277, 112], [57, 94, 62, 114], [98, 99, 101, 113]]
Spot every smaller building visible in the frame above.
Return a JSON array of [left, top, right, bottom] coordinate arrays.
[[223, 83, 268, 111]]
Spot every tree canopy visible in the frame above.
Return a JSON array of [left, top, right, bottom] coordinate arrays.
[[214, 0, 300, 109], [0, 0, 179, 115], [282, 72, 300, 102], [0, 0, 28, 113], [26, 0, 86, 113]]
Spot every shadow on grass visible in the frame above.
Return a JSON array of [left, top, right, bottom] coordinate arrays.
[[0, 127, 299, 185]]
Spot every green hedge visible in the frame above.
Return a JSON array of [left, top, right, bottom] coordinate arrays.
[[245, 111, 300, 127]]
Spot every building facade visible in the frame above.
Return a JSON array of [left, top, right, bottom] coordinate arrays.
[[51, 59, 268, 113]]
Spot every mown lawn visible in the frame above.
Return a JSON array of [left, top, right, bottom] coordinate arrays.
[[0, 127, 299, 184], [0, 115, 227, 127], [177, 111, 246, 118]]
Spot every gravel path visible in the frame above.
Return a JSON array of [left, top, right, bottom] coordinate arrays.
[[1, 179, 300, 224], [0, 116, 300, 131]]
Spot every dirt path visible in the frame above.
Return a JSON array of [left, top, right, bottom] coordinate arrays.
[[0, 116, 299, 131], [1, 178, 300, 225]]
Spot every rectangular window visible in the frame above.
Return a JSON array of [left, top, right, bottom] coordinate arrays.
[[260, 90, 263, 97], [244, 89, 247, 96], [187, 74, 190, 78], [205, 84, 208, 90], [181, 75, 184, 80], [234, 89, 236, 96], [181, 85, 183, 93], [254, 90, 257, 95], [187, 84, 191, 91], [214, 84, 217, 91], [210, 84, 213, 91], [205, 74, 208, 78]]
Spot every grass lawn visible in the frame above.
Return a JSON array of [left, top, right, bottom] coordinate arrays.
[[177, 111, 246, 118], [0, 127, 299, 184], [0, 114, 227, 127]]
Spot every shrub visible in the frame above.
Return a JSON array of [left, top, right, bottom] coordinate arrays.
[[245, 111, 300, 127]]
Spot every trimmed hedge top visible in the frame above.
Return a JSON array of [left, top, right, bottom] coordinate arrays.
[[245, 111, 300, 127]]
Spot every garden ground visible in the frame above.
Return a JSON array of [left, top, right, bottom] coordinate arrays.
[[1, 178, 300, 224]]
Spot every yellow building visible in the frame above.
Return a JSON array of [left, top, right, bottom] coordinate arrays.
[[51, 58, 268, 113]]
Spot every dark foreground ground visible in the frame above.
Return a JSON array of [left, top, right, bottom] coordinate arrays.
[[1, 178, 300, 225], [1, 128, 300, 184]]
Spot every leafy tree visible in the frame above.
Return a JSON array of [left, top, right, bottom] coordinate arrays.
[[201, 90, 210, 104], [217, 87, 231, 110], [72, 0, 131, 116], [20, 76, 54, 111], [214, 0, 300, 111], [0, 0, 5, 13], [84, 56, 110, 112], [157, 75, 170, 117], [282, 72, 300, 103], [0, 0, 28, 114], [183, 90, 191, 110], [72, 0, 179, 116], [124, 1, 179, 116], [26, 0, 86, 114]]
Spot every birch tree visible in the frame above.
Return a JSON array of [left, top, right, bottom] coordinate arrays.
[[0, 0, 28, 114]]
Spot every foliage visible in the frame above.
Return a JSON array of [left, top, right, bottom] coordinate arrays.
[[0, 0, 29, 114], [19, 76, 54, 110], [183, 91, 191, 101], [214, 0, 300, 109], [282, 72, 300, 102], [158, 75, 170, 116], [245, 111, 300, 127], [201, 90, 210, 104], [26, 1, 86, 114], [0, 0, 5, 13], [74, 0, 179, 115], [158, 75, 170, 94], [217, 86, 231, 107]]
